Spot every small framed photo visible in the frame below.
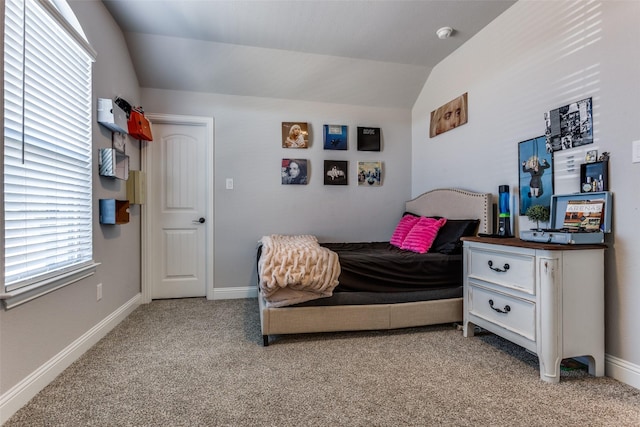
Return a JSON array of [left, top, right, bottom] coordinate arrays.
[[357, 161, 382, 186], [586, 150, 598, 163], [357, 127, 381, 151], [580, 160, 608, 193], [324, 160, 348, 185], [323, 125, 347, 150], [282, 122, 309, 148], [281, 159, 308, 185]]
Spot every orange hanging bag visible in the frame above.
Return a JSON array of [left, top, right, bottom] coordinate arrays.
[[127, 107, 153, 141]]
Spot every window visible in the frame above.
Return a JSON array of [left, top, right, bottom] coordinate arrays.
[[3, 0, 96, 307]]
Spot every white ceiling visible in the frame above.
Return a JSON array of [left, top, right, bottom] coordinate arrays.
[[101, 0, 516, 108]]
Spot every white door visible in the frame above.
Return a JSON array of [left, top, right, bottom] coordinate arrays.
[[145, 115, 213, 299]]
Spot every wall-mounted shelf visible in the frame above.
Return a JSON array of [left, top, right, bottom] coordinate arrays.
[[98, 148, 129, 180], [126, 170, 146, 205], [97, 97, 128, 134], [99, 199, 130, 224]]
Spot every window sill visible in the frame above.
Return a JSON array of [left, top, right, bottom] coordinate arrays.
[[1, 262, 101, 309]]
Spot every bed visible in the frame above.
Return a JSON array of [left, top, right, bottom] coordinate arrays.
[[257, 188, 492, 346]]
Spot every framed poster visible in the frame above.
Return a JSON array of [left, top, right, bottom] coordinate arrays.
[[544, 97, 593, 152], [281, 159, 308, 185], [357, 161, 382, 186], [429, 93, 468, 138], [323, 125, 348, 150], [282, 122, 309, 148], [518, 136, 554, 215], [324, 160, 348, 185]]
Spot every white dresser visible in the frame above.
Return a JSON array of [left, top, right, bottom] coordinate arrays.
[[462, 236, 605, 383]]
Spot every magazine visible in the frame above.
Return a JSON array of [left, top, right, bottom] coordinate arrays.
[[563, 199, 605, 231]]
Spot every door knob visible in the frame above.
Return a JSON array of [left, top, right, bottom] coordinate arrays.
[[193, 217, 205, 224]]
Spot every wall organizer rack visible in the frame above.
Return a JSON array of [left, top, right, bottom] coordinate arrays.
[[99, 199, 130, 224]]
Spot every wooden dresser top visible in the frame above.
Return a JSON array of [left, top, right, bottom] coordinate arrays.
[[462, 236, 607, 251]]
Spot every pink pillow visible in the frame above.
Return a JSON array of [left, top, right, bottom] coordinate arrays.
[[401, 217, 447, 253], [390, 215, 420, 248]]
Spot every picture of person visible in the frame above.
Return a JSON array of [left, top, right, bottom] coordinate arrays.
[[522, 156, 550, 198], [518, 135, 553, 215], [429, 93, 468, 138], [282, 122, 309, 148], [281, 159, 308, 185]]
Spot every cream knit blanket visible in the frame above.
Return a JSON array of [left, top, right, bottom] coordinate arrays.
[[258, 234, 341, 307]]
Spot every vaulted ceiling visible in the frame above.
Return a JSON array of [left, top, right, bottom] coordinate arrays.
[[102, 0, 515, 108]]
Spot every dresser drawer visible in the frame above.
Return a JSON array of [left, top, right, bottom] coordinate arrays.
[[467, 247, 535, 294], [468, 284, 536, 342]]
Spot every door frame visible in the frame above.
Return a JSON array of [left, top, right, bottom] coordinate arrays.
[[141, 113, 215, 303]]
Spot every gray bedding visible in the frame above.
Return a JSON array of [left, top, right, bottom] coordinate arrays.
[[321, 242, 463, 292], [257, 241, 463, 307]]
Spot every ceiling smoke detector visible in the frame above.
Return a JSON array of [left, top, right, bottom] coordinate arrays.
[[436, 27, 453, 39]]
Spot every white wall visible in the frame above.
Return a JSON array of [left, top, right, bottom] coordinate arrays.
[[142, 89, 412, 290], [0, 0, 143, 417], [412, 1, 640, 376]]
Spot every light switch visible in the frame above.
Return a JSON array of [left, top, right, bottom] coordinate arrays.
[[633, 140, 640, 164], [226, 178, 234, 190]]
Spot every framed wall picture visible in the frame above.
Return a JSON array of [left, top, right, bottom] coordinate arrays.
[[518, 135, 554, 215], [324, 160, 348, 185], [580, 160, 608, 193], [429, 93, 468, 138], [281, 159, 308, 185], [357, 127, 380, 151], [544, 97, 593, 152], [282, 122, 309, 148], [357, 161, 382, 186], [323, 125, 348, 150]]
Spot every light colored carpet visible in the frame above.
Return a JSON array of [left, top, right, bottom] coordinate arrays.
[[6, 298, 640, 426]]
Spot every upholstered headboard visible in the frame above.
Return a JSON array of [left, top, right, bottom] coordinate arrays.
[[405, 188, 492, 234]]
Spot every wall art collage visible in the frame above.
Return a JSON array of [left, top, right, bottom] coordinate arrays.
[[281, 122, 383, 186], [518, 96, 608, 216]]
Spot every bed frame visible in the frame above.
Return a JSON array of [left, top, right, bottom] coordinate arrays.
[[259, 188, 492, 346]]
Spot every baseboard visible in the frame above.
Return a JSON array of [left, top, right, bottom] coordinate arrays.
[[606, 353, 640, 390], [211, 286, 258, 300], [0, 293, 141, 425]]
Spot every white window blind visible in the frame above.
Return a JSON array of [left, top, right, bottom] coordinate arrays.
[[4, 0, 95, 293]]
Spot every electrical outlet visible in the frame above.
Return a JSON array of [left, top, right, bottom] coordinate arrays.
[[97, 283, 102, 301]]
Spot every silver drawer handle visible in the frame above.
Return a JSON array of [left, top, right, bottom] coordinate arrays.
[[489, 299, 511, 314], [488, 260, 509, 272]]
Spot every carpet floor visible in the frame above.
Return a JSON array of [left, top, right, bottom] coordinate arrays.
[[5, 298, 640, 426]]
